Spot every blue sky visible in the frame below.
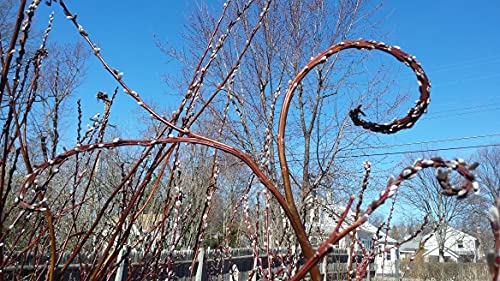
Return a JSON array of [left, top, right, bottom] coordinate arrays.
[[37, 1, 500, 157], [30, 0, 499, 226], [377, 0, 500, 159], [37, 1, 191, 136]]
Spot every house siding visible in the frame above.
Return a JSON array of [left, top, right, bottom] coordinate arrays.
[[423, 227, 478, 263]]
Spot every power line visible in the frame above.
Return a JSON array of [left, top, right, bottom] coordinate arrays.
[[284, 135, 500, 161], [341, 133, 500, 151], [429, 57, 500, 74], [338, 143, 500, 159], [422, 107, 500, 120], [425, 101, 500, 116], [434, 73, 500, 87], [395, 58, 500, 84]]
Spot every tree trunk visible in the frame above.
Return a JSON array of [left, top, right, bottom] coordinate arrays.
[[439, 248, 445, 262]]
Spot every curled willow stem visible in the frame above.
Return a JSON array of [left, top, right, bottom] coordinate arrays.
[[277, 39, 431, 280]]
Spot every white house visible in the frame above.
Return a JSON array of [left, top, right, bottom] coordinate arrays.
[[361, 222, 400, 276], [422, 227, 479, 263], [304, 194, 400, 276], [399, 238, 420, 261]]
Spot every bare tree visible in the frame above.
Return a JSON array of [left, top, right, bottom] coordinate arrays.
[[165, 0, 411, 253], [400, 156, 477, 262], [460, 147, 500, 260], [476, 147, 500, 256], [0, 0, 15, 40], [28, 42, 88, 161], [0, 1, 484, 281], [476, 147, 500, 202]]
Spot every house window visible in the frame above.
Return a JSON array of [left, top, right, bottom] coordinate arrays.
[[360, 239, 369, 248], [457, 240, 464, 249], [386, 250, 391, 261]]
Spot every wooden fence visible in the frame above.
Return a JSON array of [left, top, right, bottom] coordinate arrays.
[[3, 247, 375, 280]]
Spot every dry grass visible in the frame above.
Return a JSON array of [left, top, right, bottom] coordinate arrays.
[[401, 261, 490, 281]]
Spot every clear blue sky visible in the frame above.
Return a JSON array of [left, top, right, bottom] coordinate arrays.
[[37, 1, 500, 157], [377, 0, 500, 160]]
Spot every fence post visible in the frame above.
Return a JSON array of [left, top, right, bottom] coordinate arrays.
[[251, 255, 258, 281], [322, 256, 327, 281], [366, 263, 372, 281], [114, 246, 129, 281], [195, 248, 205, 281], [230, 264, 239, 281], [395, 259, 400, 278], [291, 244, 297, 277]]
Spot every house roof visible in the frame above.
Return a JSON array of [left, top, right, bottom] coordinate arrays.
[[399, 239, 420, 252], [358, 221, 397, 243], [422, 226, 478, 242], [400, 226, 478, 255], [423, 243, 476, 259], [310, 199, 398, 243]]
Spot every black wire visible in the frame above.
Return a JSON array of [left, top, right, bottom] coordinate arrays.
[[338, 143, 500, 159]]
